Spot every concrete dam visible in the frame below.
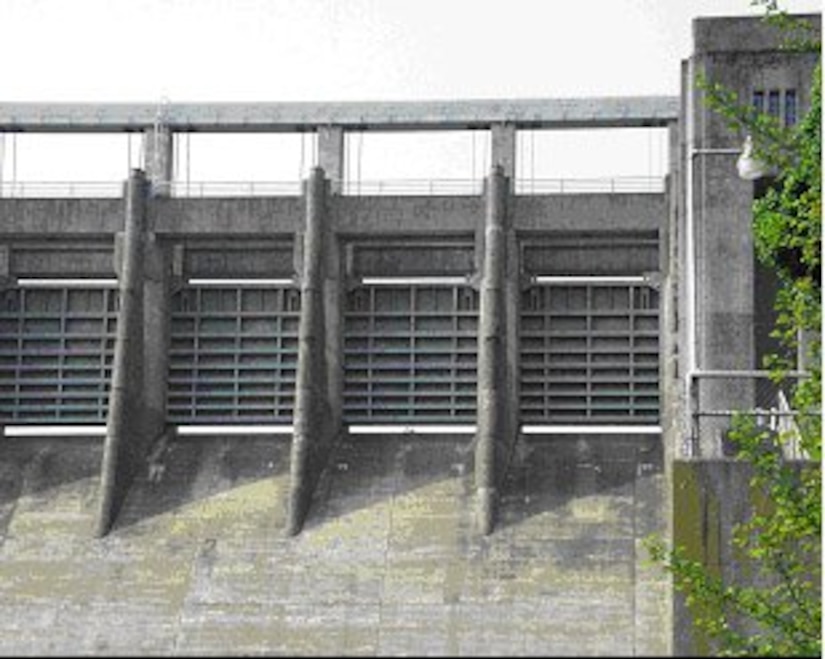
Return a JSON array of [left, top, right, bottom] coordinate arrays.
[[0, 13, 819, 656]]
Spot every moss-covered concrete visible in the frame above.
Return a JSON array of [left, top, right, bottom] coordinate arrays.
[[0, 434, 668, 656]]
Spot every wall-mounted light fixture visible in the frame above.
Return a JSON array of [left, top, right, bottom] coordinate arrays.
[[736, 134, 771, 180]]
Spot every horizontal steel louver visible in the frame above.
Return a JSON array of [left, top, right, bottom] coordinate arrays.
[[344, 285, 478, 424], [520, 283, 660, 424], [0, 287, 117, 423], [166, 285, 300, 423]]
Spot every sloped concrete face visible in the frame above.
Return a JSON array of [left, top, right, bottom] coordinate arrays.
[[0, 434, 668, 656]]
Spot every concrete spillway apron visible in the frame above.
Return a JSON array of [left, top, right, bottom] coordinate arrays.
[[475, 165, 508, 535], [287, 167, 328, 535], [97, 169, 147, 537]]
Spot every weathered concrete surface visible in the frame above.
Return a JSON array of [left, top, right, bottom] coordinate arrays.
[[0, 433, 668, 656], [150, 197, 303, 235], [0, 199, 122, 236], [672, 459, 821, 657]]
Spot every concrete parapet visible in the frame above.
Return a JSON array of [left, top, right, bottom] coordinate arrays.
[[0, 199, 123, 237]]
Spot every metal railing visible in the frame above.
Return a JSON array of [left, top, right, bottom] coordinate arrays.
[[340, 176, 665, 196], [161, 180, 303, 197], [339, 178, 484, 196], [0, 176, 667, 199], [514, 176, 665, 194], [687, 370, 815, 460], [0, 181, 124, 198]]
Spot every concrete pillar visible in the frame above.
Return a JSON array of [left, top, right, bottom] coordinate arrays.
[[662, 119, 683, 463], [693, 145, 755, 458], [491, 123, 516, 192], [475, 165, 509, 535], [97, 169, 147, 537], [141, 124, 173, 442], [143, 234, 172, 444], [318, 127, 344, 194], [142, 127, 174, 195], [323, 226, 344, 450], [287, 166, 334, 535]]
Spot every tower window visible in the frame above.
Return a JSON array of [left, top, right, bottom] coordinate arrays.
[[784, 89, 797, 127], [752, 87, 798, 127], [767, 90, 781, 118], [752, 90, 765, 113]]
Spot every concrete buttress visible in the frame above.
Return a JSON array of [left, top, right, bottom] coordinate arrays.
[[475, 165, 510, 534], [96, 169, 148, 537], [287, 166, 338, 535]]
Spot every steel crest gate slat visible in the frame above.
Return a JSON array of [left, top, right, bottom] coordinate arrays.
[[0, 287, 118, 423], [344, 285, 478, 424], [520, 283, 660, 424], [166, 285, 300, 423]]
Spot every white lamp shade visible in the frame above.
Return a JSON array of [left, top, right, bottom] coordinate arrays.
[[736, 134, 769, 180]]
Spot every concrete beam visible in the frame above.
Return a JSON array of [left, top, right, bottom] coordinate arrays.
[[0, 97, 680, 132]]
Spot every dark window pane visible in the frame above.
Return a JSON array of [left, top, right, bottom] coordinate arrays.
[[752, 90, 765, 113], [768, 90, 781, 118], [784, 89, 797, 127]]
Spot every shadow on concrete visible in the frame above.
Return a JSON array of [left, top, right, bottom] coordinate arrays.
[[111, 434, 292, 533], [496, 434, 664, 532], [0, 437, 104, 537], [301, 433, 476, 530]]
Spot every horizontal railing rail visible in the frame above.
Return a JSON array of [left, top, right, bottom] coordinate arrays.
[[515, 176, 665, 194], [0, 176, 667, 198], [0, 181, 124, 198], [162, 180, 303, 197], [339, 178, 484, 196], [687, 370, 816, 460]]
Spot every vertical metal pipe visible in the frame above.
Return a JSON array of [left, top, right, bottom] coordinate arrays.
[[97, 168, 146, 537], [475, 165, 507, 535]]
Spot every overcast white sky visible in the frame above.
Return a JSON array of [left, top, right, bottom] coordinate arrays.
[[0, 0, 821, 185]]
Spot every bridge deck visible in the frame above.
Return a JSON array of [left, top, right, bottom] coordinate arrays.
[[0, 97, 679, 132]]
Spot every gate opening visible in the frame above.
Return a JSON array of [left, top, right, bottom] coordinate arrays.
[[1, 280, 118, 425], [520, 275, 660, 427], [166, 282, 300, 425], [344, 278, 478, 426]]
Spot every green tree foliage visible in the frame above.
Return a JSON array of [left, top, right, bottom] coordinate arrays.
[[646, 3, 821, 656]]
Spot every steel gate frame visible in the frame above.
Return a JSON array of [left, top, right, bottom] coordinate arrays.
[[0, 284, 118, 424], [166, 284, 300, 424], [343, 283, 479, 425], [520, 279, 660, 425]]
